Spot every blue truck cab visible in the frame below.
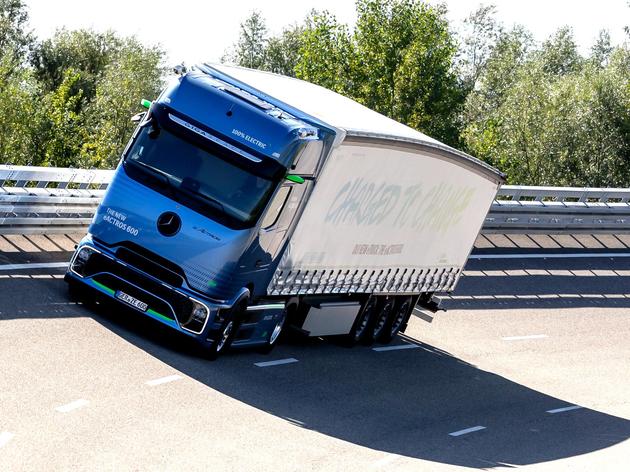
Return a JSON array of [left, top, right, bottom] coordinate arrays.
[[65, 66, 334, 357]]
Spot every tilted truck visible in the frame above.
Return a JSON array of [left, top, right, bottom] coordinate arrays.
[[65, 64, 505, 358]]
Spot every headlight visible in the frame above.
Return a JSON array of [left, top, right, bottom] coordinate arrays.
[[70, 246, 99, 276], [179, 299, 209, 334]]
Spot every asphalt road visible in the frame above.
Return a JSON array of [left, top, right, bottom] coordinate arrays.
[[0, 238, 629, 471]]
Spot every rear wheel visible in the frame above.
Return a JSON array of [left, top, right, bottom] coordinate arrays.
[[346, 296, 378, 346], [378, 296, 413, 344], [372, 297, 395, 341]]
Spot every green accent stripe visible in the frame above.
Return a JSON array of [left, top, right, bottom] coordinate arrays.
[[90, 279, 176, 327], [92, 280, 115, 295], [147, 308, 174, 324]]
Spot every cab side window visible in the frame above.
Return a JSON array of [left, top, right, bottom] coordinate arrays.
[[261, 186, 292, 229]]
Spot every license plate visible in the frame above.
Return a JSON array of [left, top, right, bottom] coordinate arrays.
[[115, 290, 148, 312]]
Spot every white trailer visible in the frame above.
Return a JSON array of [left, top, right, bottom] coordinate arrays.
[[209, 64, 504, 344]]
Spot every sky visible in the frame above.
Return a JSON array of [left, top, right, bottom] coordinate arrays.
[[25, 0, 629, 66]]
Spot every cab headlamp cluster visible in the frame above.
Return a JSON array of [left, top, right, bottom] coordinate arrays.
[[178, 298, 210, 334], [70, 245, 100, 277]]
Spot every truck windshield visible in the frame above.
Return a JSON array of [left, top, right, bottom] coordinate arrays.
[[124, 125, 276, 227]]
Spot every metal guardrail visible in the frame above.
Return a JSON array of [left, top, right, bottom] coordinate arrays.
[[0, 165, 113, 234], [485, 186, 630, 234], [1, 165, 629, 235]]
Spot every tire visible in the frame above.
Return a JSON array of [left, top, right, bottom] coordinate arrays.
[[202, 317, 240, 360], [201, 296, 247, 360], [346, 296, 378, 346], [378, 296, 413, 344], [258, 307, 288, 355], [372, 297, 395, 342]]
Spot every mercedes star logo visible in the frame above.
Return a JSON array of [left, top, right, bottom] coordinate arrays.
[[157, 211, 181, 237]]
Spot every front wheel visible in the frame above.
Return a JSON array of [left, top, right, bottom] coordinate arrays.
[[202, 317, 240, 360]]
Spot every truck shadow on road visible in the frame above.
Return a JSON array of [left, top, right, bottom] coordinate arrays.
[[61, 288, 630, 468], [3, 275, 629, 469]]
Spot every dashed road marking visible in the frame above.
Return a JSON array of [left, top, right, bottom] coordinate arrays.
[[255, 358, 298, 367], [55, 399, 89, 413], [372, 343, 420, 352], [502, 334, 548, 341], [146, 374, 182, 386], [0, 432, 14, 448], [449, 425, 486, 437], [547, 405, 583, 414]]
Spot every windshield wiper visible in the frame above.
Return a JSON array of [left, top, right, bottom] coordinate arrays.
[[125, 159, 175, 198]]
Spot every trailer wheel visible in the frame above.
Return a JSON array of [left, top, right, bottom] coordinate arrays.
[[372, 297, 395, 341], [258, 307, 288, 354], [346, 296, 378, 345], [378, 296, 413, 344]]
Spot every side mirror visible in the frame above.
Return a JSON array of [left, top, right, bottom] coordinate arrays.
[[285, 174, 305, 184], [131, 112, 146, 123]]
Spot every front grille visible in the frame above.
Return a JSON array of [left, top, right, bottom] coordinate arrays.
[[115, 246, 184, 288], [84, 252, 193, 321]]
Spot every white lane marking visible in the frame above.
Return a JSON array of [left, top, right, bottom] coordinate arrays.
[[0, 262, 68, 271], [372, 343, 420, 352], [255, 358, 298, 367], [502, 334, 548, 341], [547, 405, 583, 414], [371, 453, 401, 468], [0, 432, 14, 448], [55, 399, 89, 413], [449, 425, 486, 437], [146, 374, 182, 386], [469, 252, 630, 260]]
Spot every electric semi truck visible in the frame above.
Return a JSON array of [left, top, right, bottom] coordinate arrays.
[[65, 64, 505, 358]]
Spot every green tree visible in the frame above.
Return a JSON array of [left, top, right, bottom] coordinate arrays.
[[295, 10, 355, 94], [30, 29, 122, 101], [463, 24, 630, 186], [294, 1, 463, 146], [226, 10, 268, 69], [0, 0, 32, 60], [458, 4, 502, 91], [0, 52, 40, 164], [38, 69, 86, 167], [82, 38, 164, 168], [265, 25, 303, 76]]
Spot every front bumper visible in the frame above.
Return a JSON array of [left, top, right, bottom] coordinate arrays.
[[66, 239, 227, 338], [66, 238, 286, 347]]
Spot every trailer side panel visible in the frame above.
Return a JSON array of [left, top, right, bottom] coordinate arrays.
[[268, 138, 500, 296]]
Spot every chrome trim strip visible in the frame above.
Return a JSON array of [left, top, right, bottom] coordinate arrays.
[[168, 113, 262, 163], [246, 303, 285, 312]]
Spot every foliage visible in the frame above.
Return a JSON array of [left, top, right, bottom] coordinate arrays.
[[81, 38, 164, 168], [0, 0, 629, 188], [463, 27, 630, 186], [31, 29, 122, 100], [0, 1, 165, 169], [294, 10, 355, 94], [0, 0, 32, 61]]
